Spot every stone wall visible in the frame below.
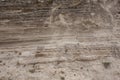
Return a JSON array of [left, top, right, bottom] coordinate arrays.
[[0, 0, 120, 80]]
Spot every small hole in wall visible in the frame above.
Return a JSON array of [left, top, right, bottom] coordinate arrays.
[[81, 67, 83, 69], [60, 77, 65, 80], [16, 62, 20, 66], [29, 69, 35, 73], [1, 52, 4, 54], [44, 24, 48, 28], [35, 53, 46, 58], [102, 62, 111, 69], [60, 71, 65, 74], [0, 60, 2, 63], [23, 65, 26, 67], [118, 11, 120, 14], [19, 52, 22, 55], [3, 63, 5, 65], [74, 74, 76, 76]]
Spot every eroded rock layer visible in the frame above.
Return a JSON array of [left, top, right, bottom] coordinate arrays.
[[0, 0, 120, 80]]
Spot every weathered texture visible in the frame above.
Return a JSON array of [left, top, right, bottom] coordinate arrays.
[[0, 0, 120, 80]]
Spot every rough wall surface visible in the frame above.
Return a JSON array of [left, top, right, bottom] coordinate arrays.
[[0, 0, 120, 80]]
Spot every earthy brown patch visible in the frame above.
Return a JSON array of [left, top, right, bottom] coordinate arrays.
[[35, 53, 46, 57], [29, 69, 35, 73]]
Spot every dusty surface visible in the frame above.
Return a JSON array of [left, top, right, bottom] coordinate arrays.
[[0, 0, 120, 80]]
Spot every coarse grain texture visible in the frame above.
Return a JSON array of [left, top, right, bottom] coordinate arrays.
[[0, 0, 120, 80]]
